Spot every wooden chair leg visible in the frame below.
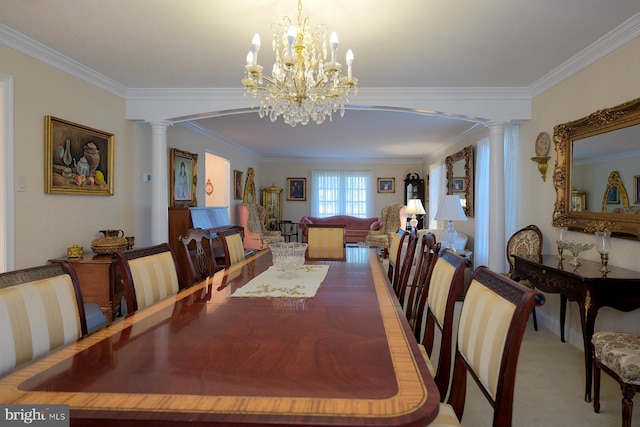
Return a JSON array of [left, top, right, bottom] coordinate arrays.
[[621, 383, 636, 427], [593, 361, 601, 413]]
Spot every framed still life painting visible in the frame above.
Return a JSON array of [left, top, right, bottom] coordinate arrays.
[[169, 148, 198, 207], [45, 116, 114, 195]]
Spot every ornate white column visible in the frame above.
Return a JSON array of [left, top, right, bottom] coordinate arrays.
[[150, 121, 171, 244], [487, 122, 506, 272]]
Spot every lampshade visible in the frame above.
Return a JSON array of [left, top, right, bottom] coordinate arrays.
[[434, 195, 467, 222], [406, 199, 426, 216]]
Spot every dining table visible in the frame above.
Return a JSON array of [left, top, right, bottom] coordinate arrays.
[[0, 247, 440, 426]]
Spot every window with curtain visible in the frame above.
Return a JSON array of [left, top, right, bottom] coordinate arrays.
[[310, 170, 373, 217]]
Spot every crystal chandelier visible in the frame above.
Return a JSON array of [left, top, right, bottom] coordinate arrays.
[[241, 0, 358, 127]]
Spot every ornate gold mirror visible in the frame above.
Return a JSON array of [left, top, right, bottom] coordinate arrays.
[[553, 97, 640, 239], [446, 145, 474, 217]]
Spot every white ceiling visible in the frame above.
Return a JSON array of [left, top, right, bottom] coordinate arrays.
[[2, 0, 640, 160]]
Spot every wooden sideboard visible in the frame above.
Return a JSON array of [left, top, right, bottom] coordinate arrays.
[[49, 253, 124, 323]]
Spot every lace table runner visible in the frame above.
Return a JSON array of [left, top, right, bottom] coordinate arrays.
[[231, 264, 330, 298]]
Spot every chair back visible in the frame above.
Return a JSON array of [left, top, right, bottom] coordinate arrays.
[[115, 243, 181, 314], [0, 262, 87, 376], [421, 249, 470, 399], [307, 224, 346, 248], [405, 232, 438, 334], [446, 266, 545, 426], [178, 228, 218, 284], [387, 229, 408, 291], [506, 224, 543, 274], [395, 229, 418, 302], [380, 204, 408, 234], [220, 230, 246, 268], [306, 224, 346, 260]]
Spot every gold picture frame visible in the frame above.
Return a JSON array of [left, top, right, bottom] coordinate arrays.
[[45, 116, 114, 195], [234, 170, 243, 200], [169, 148, 197, 207], [377, 178, 395, 193]]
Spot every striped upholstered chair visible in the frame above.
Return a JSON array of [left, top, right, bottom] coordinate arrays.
[[116, 243, 181, 314], [418, 249, 469, 400], [306, 224, 346, 260], [0, 262, 88, 377], [427, 266, 544, 426]]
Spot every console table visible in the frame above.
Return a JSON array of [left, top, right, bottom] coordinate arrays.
[[511, 254, 640, 402]]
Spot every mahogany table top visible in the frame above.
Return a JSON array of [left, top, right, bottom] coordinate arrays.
[[0, 248, 439, 426]]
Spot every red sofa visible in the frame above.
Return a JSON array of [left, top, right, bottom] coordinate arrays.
[[299, 215, 383, 244]]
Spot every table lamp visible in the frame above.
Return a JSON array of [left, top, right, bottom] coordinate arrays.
[[406, 199, 426, 230], [434, 195, 467, 251]]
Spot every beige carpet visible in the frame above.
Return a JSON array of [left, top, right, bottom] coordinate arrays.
[[458, 325, 627, 426]]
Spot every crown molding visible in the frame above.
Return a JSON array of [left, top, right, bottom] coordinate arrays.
[[529, 12, 640, 97], [0, 23, 127, 97]]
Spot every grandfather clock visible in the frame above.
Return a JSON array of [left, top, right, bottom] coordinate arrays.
[[404, 173, 426, 229], [261, 184, 282, 231]]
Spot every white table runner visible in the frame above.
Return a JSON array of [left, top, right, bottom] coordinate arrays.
[[231, 264, 330, 298]]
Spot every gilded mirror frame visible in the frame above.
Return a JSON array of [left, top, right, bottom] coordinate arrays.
[[552, 97, 640, 239], [446, 145, 474, 218]]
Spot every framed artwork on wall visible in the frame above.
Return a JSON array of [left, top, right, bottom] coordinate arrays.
[[452, 177, 466, 192], [169, 148, 197, 207], [634, 175, 640, 204], [45, 116, 114, 195], [377, 178, 395, 193], [234, 170, 243, 200], [287, 178, 306, 201]]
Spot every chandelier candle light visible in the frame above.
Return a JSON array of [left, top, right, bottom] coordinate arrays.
[[242, 0, 358, 126], [406, 199, 426, 230], [434, 195, 467, 252]]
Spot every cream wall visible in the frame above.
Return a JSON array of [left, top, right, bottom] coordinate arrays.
[[519, 37, 640, 344], [261, 160, 423, 224], [2, 43, 136, 267], [1, 43, 262, 268]]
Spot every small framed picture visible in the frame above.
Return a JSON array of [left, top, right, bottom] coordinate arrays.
[[377, 178, 395, 193], [287, 178, 306, 201], [634, 175, 640, 204], [233, 170, 243, 200], [169, 148, 197, 207], [452, 177, 466, 192]]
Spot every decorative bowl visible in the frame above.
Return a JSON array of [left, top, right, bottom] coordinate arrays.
[[269, 242, 307, 277], [557, 240, 594, 267]]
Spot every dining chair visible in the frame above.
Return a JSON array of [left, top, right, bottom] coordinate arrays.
[[219, 229, 246, 268], [419, 249, 469, 400], [592, 331, 640, 427], [0, 262, 88, 376], [307, 224, 346, 248], [505, 224, 543, 331], [115, 243, 181, 314], [395, 229, 418, 304], [178, 227, 219, 284], [306, 224, 346, 260], [387, 229, 409, 295], [427, 266, 545, 427], [405, 232, 439, 338]]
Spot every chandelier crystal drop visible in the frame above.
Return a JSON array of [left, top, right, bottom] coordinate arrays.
[[241, 0, 358, 127]]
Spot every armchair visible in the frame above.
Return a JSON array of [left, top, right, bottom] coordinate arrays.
[[365, 204, 407, 257], [238, 203, 284, 250]]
